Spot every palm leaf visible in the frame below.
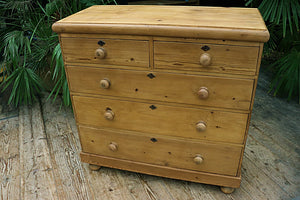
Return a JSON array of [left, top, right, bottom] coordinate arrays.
[[269, 48, 300, 102], [1, 67, 43, 106], [48, 43, 71, 107]]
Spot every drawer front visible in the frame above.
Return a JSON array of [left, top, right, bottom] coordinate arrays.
[[73, 95, 248, 144], [79, 125, 242, 176], [68, 66, 254, 110], [60, 37, 149, 68], [154, 41, 259, 75]]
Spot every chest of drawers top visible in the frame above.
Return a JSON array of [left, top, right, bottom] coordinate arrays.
[[53, 5, 269, 42]]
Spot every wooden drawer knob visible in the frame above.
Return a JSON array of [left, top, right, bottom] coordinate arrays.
[[194, 155, 204, 164], [104, 110, 114, 120], [95, 47, 106, 59], [199, 53, 211, 66], [198, 87, 209, 99], [100, 79, 110, 89], [196, 121, 207, 132], [108, 142, 118, 152]]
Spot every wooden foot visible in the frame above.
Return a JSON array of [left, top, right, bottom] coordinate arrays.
[[220, 186, 235, 194], [89, 164, 101, 171]]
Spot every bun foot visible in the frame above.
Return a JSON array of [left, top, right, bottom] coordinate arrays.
[[89, 164, 101, 171], [220, 186, 235, 194]]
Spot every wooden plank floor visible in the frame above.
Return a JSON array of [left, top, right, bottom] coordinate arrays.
[[0, 70, 299, 200]]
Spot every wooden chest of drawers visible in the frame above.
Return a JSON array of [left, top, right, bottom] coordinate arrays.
[[53, 5, 269, 193]]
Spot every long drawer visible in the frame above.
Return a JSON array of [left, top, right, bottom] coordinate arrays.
[[60, 37, 149, 68], [73, 95, 248, 144], [79, 125, 242, 176], [67, 66, 254, 110], [154, 41, 259, 75]]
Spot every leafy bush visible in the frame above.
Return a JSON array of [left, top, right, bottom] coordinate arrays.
[[0, 0, 116, 107], [246, 0, 300, 103]]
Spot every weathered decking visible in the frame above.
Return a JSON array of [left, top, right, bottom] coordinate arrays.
[[0, 69, 299, 200]]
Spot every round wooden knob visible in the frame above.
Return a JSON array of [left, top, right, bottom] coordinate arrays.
[[196, 121, 207, 132], [100, 79, 110, 89], [194, 155, 204, 164], [199, 53, 212, 66], [198, 87, 209, 99], [108, 142, 118, 152], [104, 110, 114, 120], [95, 47, 106, 59]]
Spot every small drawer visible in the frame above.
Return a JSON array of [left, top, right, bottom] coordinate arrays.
[[67, 66, 254, 110], [60, 37, 149, 68], [79, 125, 242, 176], [154, 41, 259, 75], [73, 95, 248, 144]]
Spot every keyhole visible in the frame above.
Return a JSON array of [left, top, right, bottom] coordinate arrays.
[[98, 40, 105, 46], [147, 73, 156, 79]]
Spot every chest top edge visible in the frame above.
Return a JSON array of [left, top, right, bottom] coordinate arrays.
[[52, 5, 269, 43]]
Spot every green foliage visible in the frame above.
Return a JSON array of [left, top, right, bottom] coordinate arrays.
[[0, 1, 52, 106], [0, 0, 116, 107], [246, 0, 300, 103], [0, 28, 44, 105], [1, 30, 31, 70], [48, 43, 71, 106], [270, 48, 300, 101], [80, 0, 117, 7], [246, 0, 300, 37], [1, 67, 43, 106]]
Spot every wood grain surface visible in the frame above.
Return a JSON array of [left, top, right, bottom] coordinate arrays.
[[79, 125, 242, 176], [41, 95, 93, 199], [67, 66, 254, 111], [154, 41, 259, 75], [61, 37, 149, 68], [81, 152, 242, 188], [56, 6, 266, 30], [0, 114, 20, 200], [72, 95, 248, 144], [18, 104, 57, 199], [52, 6, 269, 42]]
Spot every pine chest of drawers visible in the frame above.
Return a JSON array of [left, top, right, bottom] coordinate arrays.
[[53, 5, 269, 193]]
